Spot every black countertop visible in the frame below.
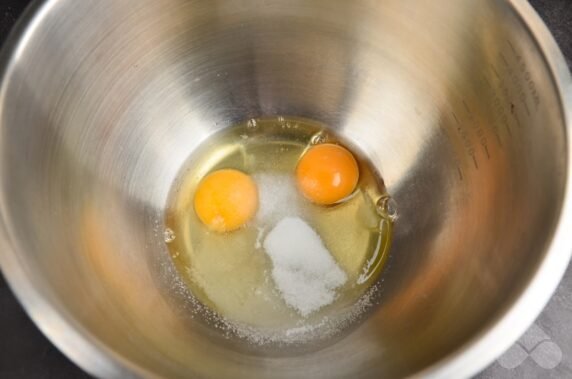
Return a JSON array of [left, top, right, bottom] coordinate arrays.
[[0, 1, 571, 378]]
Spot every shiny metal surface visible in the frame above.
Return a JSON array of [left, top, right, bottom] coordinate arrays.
[[0, 0, 570, 378]]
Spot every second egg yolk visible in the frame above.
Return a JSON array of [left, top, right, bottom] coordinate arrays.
[[296, 143, 359, 205], [194, 169, 258, 232]]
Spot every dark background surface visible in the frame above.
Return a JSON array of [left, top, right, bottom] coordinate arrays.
[[0, 0, 571, 378]]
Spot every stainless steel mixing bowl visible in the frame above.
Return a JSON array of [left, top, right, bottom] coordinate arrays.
[[0, 0, 571, 378]]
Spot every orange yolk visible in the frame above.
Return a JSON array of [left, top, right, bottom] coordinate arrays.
[[194, 169, 258, 232], [296, 143, 359, 205]]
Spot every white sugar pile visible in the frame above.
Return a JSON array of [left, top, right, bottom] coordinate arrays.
[[254, 173, 300, 223], [263, 217, 347, 317]]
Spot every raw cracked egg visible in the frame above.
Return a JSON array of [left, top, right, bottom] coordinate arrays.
[[193, 169, 258, 232], [296, 143, 359, 205]]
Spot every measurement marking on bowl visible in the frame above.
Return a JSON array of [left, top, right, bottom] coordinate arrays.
[[488, 64, 521, 139], [500, 52, 511, 68], [481, 75, 504, 146], [506, 39, 541, 109], [500, 51, 532, 117], [438, 122, 465, 181], [499, 40, 541, 116], [452, 111, 479, 170], [462, 100, 490, 160], [512, 109, 523, 131], [490, 63, 501, 80]]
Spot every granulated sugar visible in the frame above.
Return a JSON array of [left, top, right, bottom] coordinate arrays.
[[254, 173, 300, 223], [263, 217, 347, 317]]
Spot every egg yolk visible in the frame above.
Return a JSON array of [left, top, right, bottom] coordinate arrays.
[[194, 169, 258, 232], [296, 143, 359, 205]]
